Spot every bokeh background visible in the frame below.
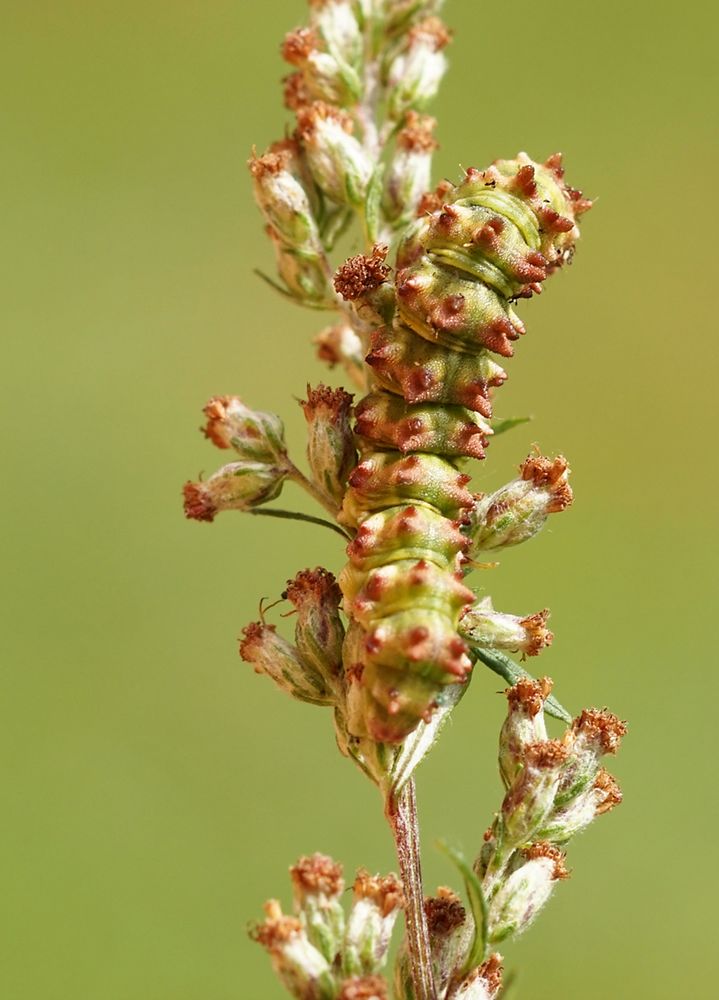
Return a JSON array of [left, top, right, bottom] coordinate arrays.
[[2, 1, 717, 997]]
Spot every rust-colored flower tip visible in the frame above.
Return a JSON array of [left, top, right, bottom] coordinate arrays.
[[202, 395, 233, 448], [296, 100, 354, 140], [572, 708, 628, 755], [334, 245, 391, 301], [478, 953, 504, 995], [238, 621, 269, 664], [506, 676, 554, 716], [525, 739, 570, 770], [518, 610, 554, 656], [519, 452, 574, 512], [284, 567, 342, 611], [300, 383, 354, 420], [182, 482, 215, 522], [353, 869, 404, 917], [594, 768, 624, 814], [283, 71, 311, 111], [290, 852, 344, 897], [250, 899, 302, 951], [424, 886, 466, 936], [409, 17, 453, 51], [524, 842, 571, 880], [281, 26, 319, 66], [247, 140, 295, 179], [398, 111, 438, 153], [338, 975, 388, 1000]]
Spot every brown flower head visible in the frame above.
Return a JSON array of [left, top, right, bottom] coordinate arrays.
[[334, 245, 390, 301], [506, 676, 553, 717]]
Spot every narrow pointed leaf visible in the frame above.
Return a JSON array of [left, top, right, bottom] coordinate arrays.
[[491, 415, 532, 436], [364, 164, 385, 245], [471, 647, 572, 723]]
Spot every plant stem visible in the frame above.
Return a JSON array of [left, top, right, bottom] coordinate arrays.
[[248, 508, 351, 540], [285, 462, 341, 521], [386, 779, 437, 1000]]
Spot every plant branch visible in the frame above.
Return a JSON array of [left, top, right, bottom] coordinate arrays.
[[285, 462, 342, 520], [386, 779, 437, 1000]]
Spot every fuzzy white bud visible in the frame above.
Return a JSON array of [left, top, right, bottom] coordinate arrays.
[[297, 103, 373, 205], [387, 18, 450, 120], [461, 597, 553, 659], [344, 870, 404, 975], [251, 900, 336, 1000]]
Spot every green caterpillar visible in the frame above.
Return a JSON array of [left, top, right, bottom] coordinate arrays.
[[338, 153, 590, 743]]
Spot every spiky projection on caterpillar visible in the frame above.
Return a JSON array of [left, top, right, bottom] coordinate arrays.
[[337, 152, 591, 744]]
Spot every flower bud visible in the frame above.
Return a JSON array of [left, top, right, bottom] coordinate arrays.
[[300, 385, 357, 505], [311, 1, 363, 67], [383, 112, 438, 223], [290, 853, 346, 962], [386, 17, 451, 120], [498, 677, 552, 788], [570, 707, 628, 758], [468, 452, 573, 553], [448, 954, 503, 1000], [249, 140, 320, 250], [284, 568, 346, 686], [338, 975, 388, 1000], [424, 887, 467, 996], [251, 899, 336, 1000], [537, 769, 623, 844], [593, 768, 623, 815], [383, 1, 445, 34], [333, 246, 393, 324], [296, 103, 373, 206], [282, 24, 361, 105], [202, 395, 286, 462], [487, 844, 568, 943], [265, 224, 333, 306], [314, 322, 367, 389], [460, 597, 553, 659], [554, 708, 628, 808], [239, 622, 334, 706], [183, 459, 287, 522], [344, 870, 404, 975], [284, 71, 313, 111], [533, 711, 625, 843], [500, 740, 569, 851]]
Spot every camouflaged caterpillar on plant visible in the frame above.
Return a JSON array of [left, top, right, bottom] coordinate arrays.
[[180, 4, 625, 999], [337, 152, 590, 743]]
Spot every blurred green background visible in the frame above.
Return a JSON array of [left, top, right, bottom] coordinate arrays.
[[2, 1, 717, 997]]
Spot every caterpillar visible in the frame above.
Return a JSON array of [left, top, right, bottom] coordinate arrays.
[[337, 153, 591, 744]]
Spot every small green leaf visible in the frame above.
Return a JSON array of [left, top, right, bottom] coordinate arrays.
[[437, 841, 488, 972], [491, 415, 532, 436], [253, 270, 334, 311], [363, 164, 385, 246], [470, 647, 572, 723]]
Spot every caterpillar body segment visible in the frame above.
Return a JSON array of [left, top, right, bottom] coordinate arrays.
[[339, 153, 589, 743], [366, 325, 507, 416], [355, 393, 492, 459], [340, 451, 473, 525]]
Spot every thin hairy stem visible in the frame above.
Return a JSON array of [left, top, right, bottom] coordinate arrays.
[[387, 779, 437, 1000]]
